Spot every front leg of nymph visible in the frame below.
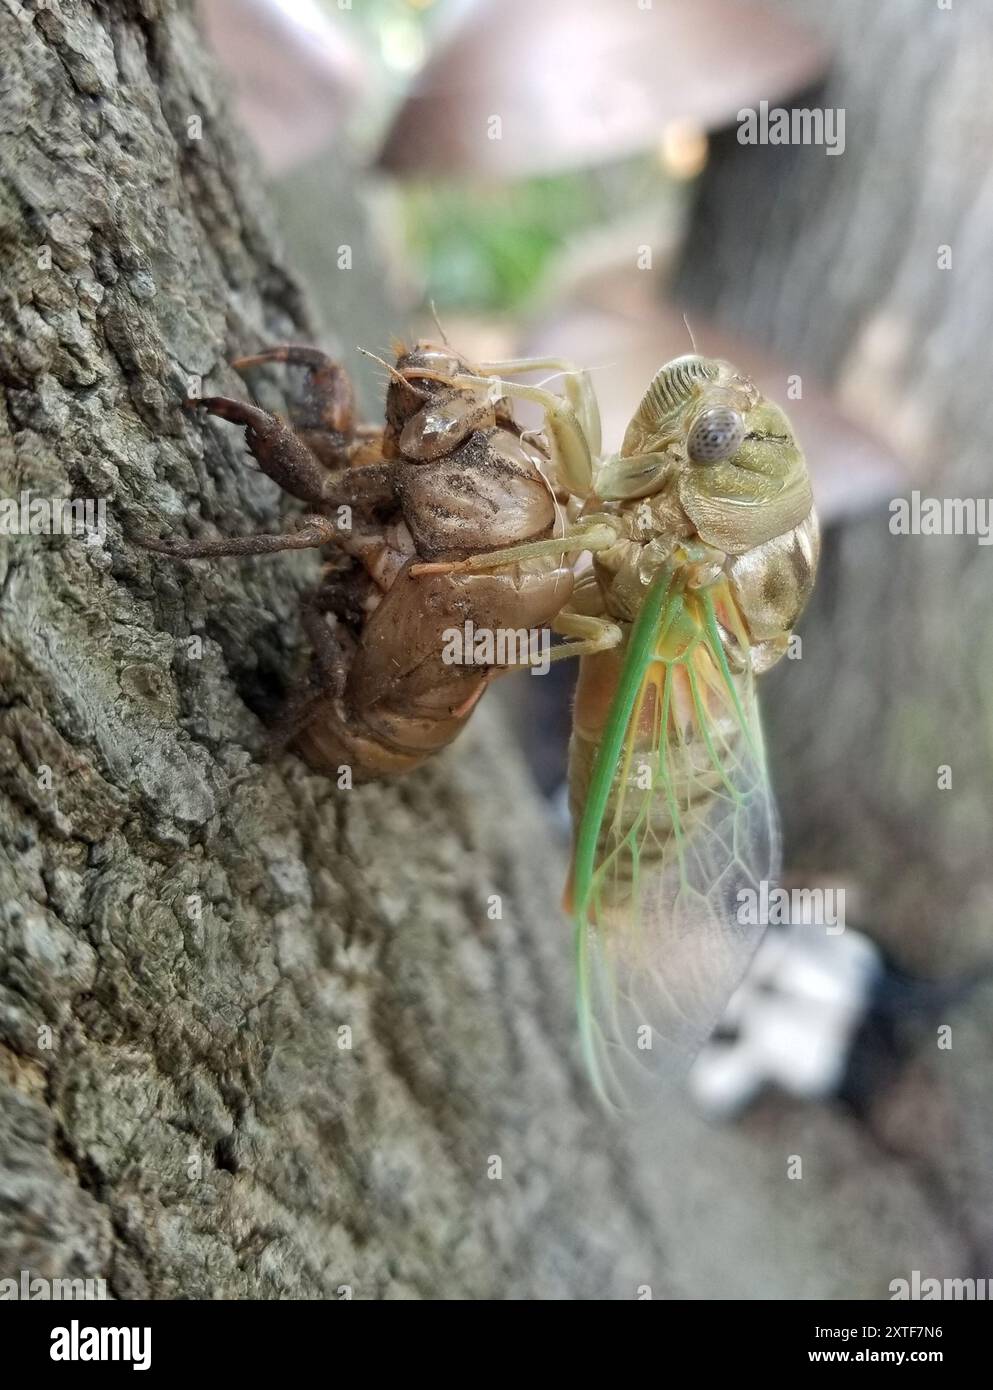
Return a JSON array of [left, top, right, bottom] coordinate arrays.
[[186, 395, 399, 513], [231, 345, 382, 470]]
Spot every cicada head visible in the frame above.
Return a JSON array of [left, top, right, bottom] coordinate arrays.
[[607, 354, 814, 555], [383, 339, 509, 462], [382, 340, 471, 435]]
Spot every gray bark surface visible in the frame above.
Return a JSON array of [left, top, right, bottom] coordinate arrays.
[[0, 0, 672, 1299], [675, 0, 993, 1278]]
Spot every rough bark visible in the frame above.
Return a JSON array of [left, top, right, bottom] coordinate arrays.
[[0, 0, 675, 1300]]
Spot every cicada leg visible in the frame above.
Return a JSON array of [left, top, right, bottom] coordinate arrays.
[[266, 570, 368, 751], [137, 420, 397, 556], [232, 345, 382, 469], [542, 610, 623, 663], [139, 514, 340, 559], [299, 575, 362, 697], [183, 395, 398, 512], [471, 356, 602, 460], [408, 514, 622, 578]]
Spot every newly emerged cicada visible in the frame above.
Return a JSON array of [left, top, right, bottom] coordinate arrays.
[[427, 351, 819, 1108], [142, 339, 817, 1110]]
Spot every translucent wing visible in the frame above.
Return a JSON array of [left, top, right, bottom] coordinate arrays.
[[569, 571, 779, 1110]]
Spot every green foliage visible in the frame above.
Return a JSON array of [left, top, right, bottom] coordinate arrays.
[[402, 160, 672, 310], [402, 175, 599, 309]]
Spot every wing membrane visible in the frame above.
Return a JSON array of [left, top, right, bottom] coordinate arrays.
[[571, 574, 779, 1110]]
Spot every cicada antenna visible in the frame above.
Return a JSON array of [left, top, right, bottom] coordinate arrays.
[[682, 313, 699, 354], [356, 346, 434, 401], [356, 346, 409, 387]]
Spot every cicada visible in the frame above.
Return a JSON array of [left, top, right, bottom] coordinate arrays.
[[432, 351, 819, 1108], [143, 339, 817, 1110]]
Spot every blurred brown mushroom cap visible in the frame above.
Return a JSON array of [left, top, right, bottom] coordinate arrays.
[[199, 0, 366, 174], [378, 0, 827, 179]]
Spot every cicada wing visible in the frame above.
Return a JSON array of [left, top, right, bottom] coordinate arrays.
[[571, 580, 779, 1111]]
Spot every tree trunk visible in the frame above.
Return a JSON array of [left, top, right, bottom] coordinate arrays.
[[678, 0, 993, 979], [0, 0, 672, 1299], [676, 0, 993, 1272]]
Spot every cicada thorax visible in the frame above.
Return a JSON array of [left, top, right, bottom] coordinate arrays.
[[395, 427, 559, 561], [377, 340, 560, 560]]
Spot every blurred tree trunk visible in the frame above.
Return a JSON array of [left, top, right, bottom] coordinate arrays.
[[671, 0, 993, 1280], [0, 0, 672, 1298], [678, 0, 993, 979]]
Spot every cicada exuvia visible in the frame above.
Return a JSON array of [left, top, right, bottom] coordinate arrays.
[[140, 340, 575, 780]]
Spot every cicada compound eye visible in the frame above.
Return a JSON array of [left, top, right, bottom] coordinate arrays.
[[687, 406, 746, 464]]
